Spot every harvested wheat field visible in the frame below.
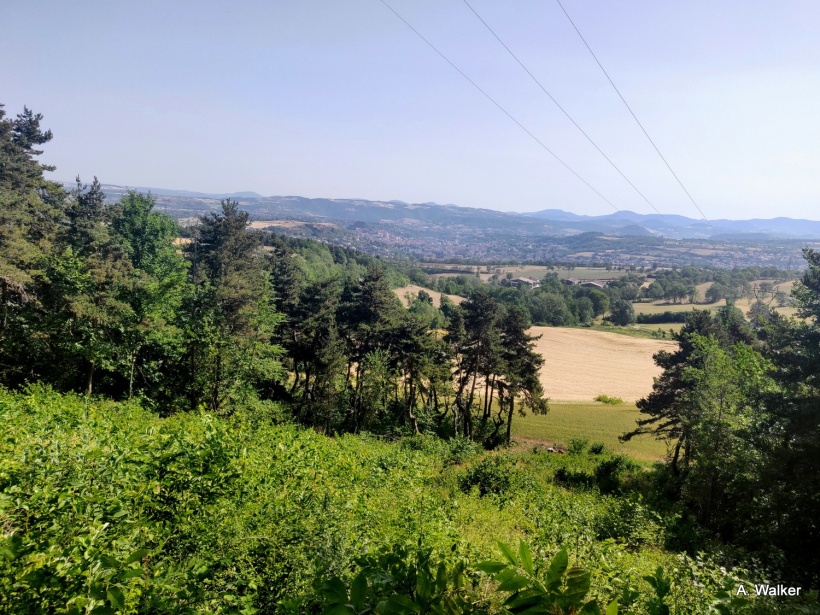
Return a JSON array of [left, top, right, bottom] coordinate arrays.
[[393, 285, 464, 308], [530, 327, 677, 403]]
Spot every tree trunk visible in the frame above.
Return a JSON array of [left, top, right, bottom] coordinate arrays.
[[86, 361, 95, 397], [671, 440, 682, 476], [505, 393, 515, 445]]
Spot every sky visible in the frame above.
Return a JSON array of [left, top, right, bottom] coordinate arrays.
[[3, 0, 820, 220]]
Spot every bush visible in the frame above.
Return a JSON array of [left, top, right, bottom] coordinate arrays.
[[595, 394, 624, 405], [589, 442, 607, 455], [568, 437, 589, 455], [458, 455, 512, 497]]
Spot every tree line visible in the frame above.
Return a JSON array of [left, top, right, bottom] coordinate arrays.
[[624, 267, 820, 587], [0, 104, 545, 446]]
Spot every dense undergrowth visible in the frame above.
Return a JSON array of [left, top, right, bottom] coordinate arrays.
[[1, 387, 813, 614]]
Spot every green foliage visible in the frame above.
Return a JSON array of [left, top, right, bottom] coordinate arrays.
[[0, 387, 784, 613], [588, 442, 606, 455], [568, 437, 590, 455], [476, 542, 615, 615], [608, 300, 636, 326], [458, 456, 514, 498], [320, 546, 481, 615], [594, 395, 624, 405]]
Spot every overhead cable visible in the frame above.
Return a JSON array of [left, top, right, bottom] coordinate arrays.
[[462, 0, 677, 231], [554, 0, 716, 232], [378, 0, 628, 217]]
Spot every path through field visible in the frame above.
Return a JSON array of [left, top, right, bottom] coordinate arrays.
[[530, 327, 677, 402]]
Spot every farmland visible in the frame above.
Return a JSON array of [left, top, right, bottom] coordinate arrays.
[[513, 402, 668, 462], [634, 279, 799, 318], [530, 327, 674, 403]]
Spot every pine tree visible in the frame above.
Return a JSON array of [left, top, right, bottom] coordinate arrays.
[[185, 200, 283, 412]]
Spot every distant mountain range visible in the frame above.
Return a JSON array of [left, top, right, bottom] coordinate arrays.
[[524, 209, 820, 240], [83, 182, 820, 240]]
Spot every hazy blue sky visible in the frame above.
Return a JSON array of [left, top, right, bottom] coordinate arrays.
[[4, 1, 819, 219]]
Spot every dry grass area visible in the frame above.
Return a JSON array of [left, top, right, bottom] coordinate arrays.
[[530, 327, 676, 403], [393, 285, 464, 308], [248, 220, 339, 230]]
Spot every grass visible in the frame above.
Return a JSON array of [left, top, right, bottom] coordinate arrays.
[[579, 323, 681, 339], [632, 302, 710, 315], [632, 322, 685, 335], [513, 401, 668, 462]]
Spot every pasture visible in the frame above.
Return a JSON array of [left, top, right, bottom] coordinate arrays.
[[513, 402, 667, 462], [634, 279, 799, 318]]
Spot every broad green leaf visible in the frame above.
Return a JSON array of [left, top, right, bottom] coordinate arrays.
[[579, 600, 602, 615], [435, 562, 447, 592], [545, 549, 568, 587], [417, 568, 432, 602], [518, 541, 534, 576], [321, 578, 349, 604], [107, 586, 125, 608], [98, 555, 120, 570], [503, 589, 543, 609], [605, 599, 619, 615], [89, 582, 106, 600], [475, 561, 507, 574], [497, 541, 518, 566], [350, 572, 368, 611], [125, 548, 149, 565], [497, 575, 530, 593], [564, 567, 591, 599], [386, 594, 421, 614], [323, 605, 356, 615], [0, 534, 23, 560]]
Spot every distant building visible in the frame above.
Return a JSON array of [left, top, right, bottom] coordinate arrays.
[[511, 277, 540, 289], [562, 278, 580, 286], [580, 279, 608, 289]]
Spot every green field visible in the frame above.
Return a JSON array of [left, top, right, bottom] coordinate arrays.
[[632, 301, 710, 314], [633, 299, 800, 319], [631, 322, 684, 335], [513, 402, 668, 462]]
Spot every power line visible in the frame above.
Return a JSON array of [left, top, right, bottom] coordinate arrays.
[[554, 0, 716, 233], [378, 0, 627, 217], [462, 0, 677, 232]]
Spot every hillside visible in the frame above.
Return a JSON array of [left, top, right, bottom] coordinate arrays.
[[0, 387, 757, 613], [91, 183, 820, 268]]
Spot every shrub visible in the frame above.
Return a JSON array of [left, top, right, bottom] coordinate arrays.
[[595, 394, 624, 405], [568, 437, 589, 455], [589, 442, 607, 455], [458, 455, 512, 497], [594, 455, 638, 494]]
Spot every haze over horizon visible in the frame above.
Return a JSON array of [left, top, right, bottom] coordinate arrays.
[[5, 0, 820, 220]]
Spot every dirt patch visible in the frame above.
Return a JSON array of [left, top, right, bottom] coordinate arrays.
[[530, 327, 676, 403]]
